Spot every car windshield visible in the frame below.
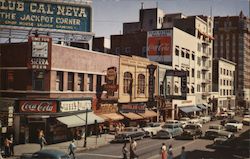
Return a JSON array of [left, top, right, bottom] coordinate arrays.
[[228, 120, 238, 123], [162, 125, 173, 129], [185, 125, 196, 129], [209, 125, 220, 129], [124, 128, 135, 132], [180, 118, 189, 121], [146, 123, 159, 127]]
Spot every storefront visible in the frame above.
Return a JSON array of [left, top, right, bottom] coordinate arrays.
[[14, 98, 104, 144]]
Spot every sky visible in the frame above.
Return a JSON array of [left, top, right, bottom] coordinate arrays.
[[92, 0, 250, 38]]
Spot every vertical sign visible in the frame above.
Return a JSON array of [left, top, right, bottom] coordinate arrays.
[[147, 64, 157, 108]]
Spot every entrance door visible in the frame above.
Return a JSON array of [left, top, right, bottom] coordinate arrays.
[[29, 122, 45, 143]]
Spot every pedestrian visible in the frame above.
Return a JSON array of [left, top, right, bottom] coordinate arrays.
[[4, 137, 12, 157], [9, 134, 14, 156], [122, 142, 129, 159], [167, 145, 173, 159], [130, 139, 138, 159], [39, 133, 47, 150], [98, 125, 103, 137], [180, 146, 186, 159], [161, 143, 167, 159], [68, 139, 76, 159]]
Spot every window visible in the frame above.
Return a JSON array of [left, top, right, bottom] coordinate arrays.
[[191, 69, 195, 77], [186, 53, 190, 59], [87, 74, 93, 91], [123, 72, 132, 94], [174, 85, 179, 93], [32, 71, 44, 91], [56, 71, 63, 91], [175, 48, 179, 56], [197, 57, 201, 66], [125, 47, 131, 53], [192, 54, 195, 60], [197, 85, 200, 92], [181, 50, 185, 57], [115, 47, 120, 54], [191, 86, 195, 93], [67, 72, 74, 91], [197, 43, 201, 52], [137, 74, 145, 94], [77, 73, 84, 91], [96, 75, 102, 93], [6, 71, 14, 89], [197, 71, 200, 78]]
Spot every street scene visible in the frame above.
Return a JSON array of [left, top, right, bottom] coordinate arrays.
[[0, 0, 249, 159]]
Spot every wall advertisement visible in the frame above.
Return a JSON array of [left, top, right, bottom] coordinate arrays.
[[0, 0, 91, 33]]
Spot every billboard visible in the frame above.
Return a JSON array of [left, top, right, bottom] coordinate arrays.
[[0, 0, 91, 33], [147, 30, 172, 63]]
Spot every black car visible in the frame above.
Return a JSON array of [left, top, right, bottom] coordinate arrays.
[[179, 124, 202, 139], [20, 149, 70, 159], [204, 129, 235, 140], [112, 127, 145, 143]]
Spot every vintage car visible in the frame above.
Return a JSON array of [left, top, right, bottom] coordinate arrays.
[[154, 123, 183, 139], [200, 115, 211, 123], [112, 127, 145, 142], [179, 117, 190, 128], [179, 124, 202, 139], [242, 115, 250, 126], [225, 119, 243, 132], [208, 124, 224, 131], [20, 149, 70, 159], [204, 129, 234, 140], [142, 122, 163, 137]]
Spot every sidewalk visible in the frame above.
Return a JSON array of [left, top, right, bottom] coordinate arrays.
[[7, 134, 114, 159]]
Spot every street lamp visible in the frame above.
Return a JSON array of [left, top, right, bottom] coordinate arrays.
[[83, 109, 88, 148]]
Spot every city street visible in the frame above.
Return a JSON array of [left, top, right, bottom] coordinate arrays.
[[76, 119, 250, 159]]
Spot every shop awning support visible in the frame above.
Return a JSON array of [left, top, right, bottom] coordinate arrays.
[[83, 109, 88, 148]]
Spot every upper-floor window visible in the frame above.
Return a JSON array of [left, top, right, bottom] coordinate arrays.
[[181, 50, 185, 57], [77, 73, 84, 91], [33, 71, 44, 91], [67, 72, 74, 91], [175, 48, 179, 56], [87, 74, 93, 91], [191, 69, 195, 77], [137, 74, 145, 94], [6, 71, 14, 90], [56, 71, 63, 91], [192, 54, 195, 60], [123, 72, 132, 94], [186, 53, 190, 59], [115, 47, 120, 54], [125, 47, 131, 53]]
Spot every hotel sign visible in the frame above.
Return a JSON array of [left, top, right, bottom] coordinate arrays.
[[0, 0, 91, 33]]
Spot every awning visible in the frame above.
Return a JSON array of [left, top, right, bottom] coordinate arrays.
[[98, 113, 124, 121], [56, 115, 85, 128], [197, 104, 207, 110], [121, 112, 143, 120], [138, 110, 157, 118], [77, 112, 105, 125], [179, 106, 201, 113]]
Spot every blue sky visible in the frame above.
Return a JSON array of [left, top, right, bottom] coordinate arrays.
[[92, 0, 249, 38]]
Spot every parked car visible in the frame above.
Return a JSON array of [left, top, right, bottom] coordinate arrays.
[[225, 119, 243, 132], [179, 117, 190, 128], [142, 122, 163, 137], [226, 110, 236, 117], [154, 123, 183, 139], [217, 112, 228, 120], [242, 115, 250, 126], [200, 115, 211, 123], [208, 124, 224, 131], [204, 129, 234, 140], [179, 124, 202, 139], [20, 149, 70, 159], [189, 116, 203, 124], [112, 127, 145, 142]]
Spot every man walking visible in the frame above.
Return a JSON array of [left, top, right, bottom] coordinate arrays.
[[130, 139, 138, 159], [68, 139, 76, 159]]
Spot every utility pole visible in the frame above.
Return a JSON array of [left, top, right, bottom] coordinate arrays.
[[83, 109, 88, 147]]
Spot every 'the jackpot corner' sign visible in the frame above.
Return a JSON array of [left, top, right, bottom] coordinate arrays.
[[0, 0, 91, 33]]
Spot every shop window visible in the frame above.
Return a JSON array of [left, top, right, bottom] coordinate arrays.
[[67, 72, 74, 91], [137, 74, 145, 94], [87, 74, 93, 91], [56, 71, 63, 91], [77, 73, 84, 91], [123, 72, 132, 94], [32, 71, 44, 91]]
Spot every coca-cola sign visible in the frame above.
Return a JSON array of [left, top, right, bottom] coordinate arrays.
[[19, 100, 57, 113]]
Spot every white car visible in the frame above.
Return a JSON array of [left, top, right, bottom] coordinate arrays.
[[226, 110, 235, 117], [179, 117, 190, 128], [200, 115, 211, 123], [225, 119, 243, 131], [242, 115, 250, 126], [142, 122, 163, 137], [208, 124, 224, 131]]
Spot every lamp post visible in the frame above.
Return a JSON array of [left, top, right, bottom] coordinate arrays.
[[83, 109, 88, 148]]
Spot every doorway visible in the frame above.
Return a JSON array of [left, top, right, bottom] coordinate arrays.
[[28, 122, 45, 143]]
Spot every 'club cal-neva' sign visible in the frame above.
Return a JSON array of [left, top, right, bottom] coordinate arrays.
[[0, 0, 91, 33]]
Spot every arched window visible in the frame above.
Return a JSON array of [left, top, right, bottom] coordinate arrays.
[[191, 86, 195, 93], [123, 72, 132, 94], [137, 74, 145, 94]]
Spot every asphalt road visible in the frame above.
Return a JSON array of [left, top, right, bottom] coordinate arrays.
[[76, 118, 250, 159]]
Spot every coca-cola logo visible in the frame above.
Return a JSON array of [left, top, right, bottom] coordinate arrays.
[[20, 101, 57, 113]]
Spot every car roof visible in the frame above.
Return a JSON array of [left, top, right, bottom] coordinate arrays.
[[33, 149, 68, 157]]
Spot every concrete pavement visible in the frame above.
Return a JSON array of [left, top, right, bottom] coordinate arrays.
[[6, 134, 114, 159]]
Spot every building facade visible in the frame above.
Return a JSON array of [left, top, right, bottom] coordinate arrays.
[[213, 12, 250, 107], [212, 58, 236, 112]]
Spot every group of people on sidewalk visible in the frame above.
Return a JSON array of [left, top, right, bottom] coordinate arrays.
[[160, 143, 186, 159], [122, 138, 138, 159]]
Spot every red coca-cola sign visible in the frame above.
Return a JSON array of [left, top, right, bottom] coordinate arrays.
[[19, 100, 57, 113]]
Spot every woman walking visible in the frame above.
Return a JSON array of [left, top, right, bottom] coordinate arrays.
[[161, 143, 167, 159]]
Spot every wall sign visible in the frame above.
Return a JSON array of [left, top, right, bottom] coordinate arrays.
[[103, 67, 118, 97], [19, 100, 57, 113], [147, 64, 157, 108], [60, 100, 91, 112], [0, 0, 91, 33], [120, 103, 146, 113]]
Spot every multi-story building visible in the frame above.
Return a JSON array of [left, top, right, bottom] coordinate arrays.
[[212, 58, 236, 112], [213, 12, 250, 107]]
